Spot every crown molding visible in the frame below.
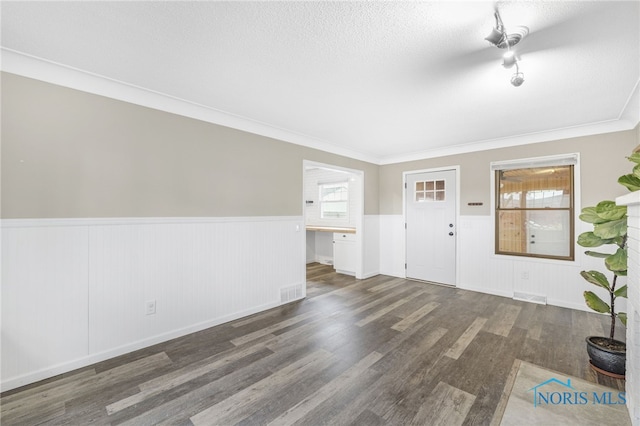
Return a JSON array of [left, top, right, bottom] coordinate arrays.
[[379, 78, 639, 165], [0, 48, 380, 165], [2, 48, 638, 167], [378, 117, 639, 165]]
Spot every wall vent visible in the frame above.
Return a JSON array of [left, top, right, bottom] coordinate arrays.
[[513, 291, 547, 305], [280, 284, 304, 304]]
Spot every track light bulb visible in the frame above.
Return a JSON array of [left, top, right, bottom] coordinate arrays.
[[511, 72, 525, 87], [502, 51, 517, 68]]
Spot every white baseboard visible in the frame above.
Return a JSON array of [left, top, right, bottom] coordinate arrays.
[[457, 283, 513, 299], [1, 300, 282, 392]]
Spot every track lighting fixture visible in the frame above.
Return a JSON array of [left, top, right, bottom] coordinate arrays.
[[485, 9, 528, 87]]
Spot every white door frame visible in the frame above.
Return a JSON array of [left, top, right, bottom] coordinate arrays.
[[303, 160, 365, 280], [403, 165, 461, 285]]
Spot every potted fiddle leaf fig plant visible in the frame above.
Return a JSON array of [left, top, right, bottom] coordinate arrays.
[[577, 152, 640, 377]]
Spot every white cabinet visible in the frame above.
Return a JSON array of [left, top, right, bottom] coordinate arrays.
[[333, 233, 356, 276]]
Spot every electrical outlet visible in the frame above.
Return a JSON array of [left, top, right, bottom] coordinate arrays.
[[521, 271, 529, 280], [145, 299, 156, 315]]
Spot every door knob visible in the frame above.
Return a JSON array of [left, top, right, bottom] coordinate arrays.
[[449, 232, 454, 236], [449, 223, 454, 227]]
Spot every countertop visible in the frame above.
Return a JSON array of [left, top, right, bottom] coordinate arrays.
[[306, 226, 356, 234]]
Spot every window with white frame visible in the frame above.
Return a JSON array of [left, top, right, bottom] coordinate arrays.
[[319, 181, 349, 219], [493, 154, 577, 260]]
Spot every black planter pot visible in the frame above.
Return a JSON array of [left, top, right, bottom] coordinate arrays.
[[585, 336, 626, 377]]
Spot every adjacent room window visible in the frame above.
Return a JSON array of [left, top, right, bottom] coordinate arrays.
[[493, 155, 576, 260], [319, 181, 349, 219]]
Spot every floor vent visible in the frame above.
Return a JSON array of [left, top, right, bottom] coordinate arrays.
[[513, 292, 547, 305], [280, 284, 304, 303]]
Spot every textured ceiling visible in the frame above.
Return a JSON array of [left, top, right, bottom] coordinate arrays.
[[1, 1, 639, 164]]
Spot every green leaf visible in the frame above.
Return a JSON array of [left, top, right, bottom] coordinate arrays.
[[579, 207, 608, 224], [577, 232, 614, 247], [580, 270, 611, 290], [634, 164, 640, 179], [584, 291, 611, 313], [584, 251, 612, 258], [595, 201, 627, 221], [594, 218, 627, 239], [628, 152, 640, 164], [614, 285, 627, 298], [605, 248, 627, 272], [619, 174, 640, 192], [618, 312, 628, 326]]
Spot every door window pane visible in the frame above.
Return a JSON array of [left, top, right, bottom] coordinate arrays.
[[416, 180, 446, 202]]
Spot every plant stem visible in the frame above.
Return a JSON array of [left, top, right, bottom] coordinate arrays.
[[610, 274, 617, 340]]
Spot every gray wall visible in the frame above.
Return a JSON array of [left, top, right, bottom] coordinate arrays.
[[379, 128, 639, 216], [1, 73, 379, 219], [2, 72, 637, 220]]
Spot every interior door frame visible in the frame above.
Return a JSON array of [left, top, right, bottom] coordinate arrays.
[[303, 160, 365, 281], [403, 165, 461, 285]]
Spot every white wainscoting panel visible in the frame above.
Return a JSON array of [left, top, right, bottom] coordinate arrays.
[[362, 215, 380, 278], [379, 215, 405, 278], [457, 216, 513, 298], [1, 226, 89, 388], [457, 215, 602, 312], [1, 216, 305, 391]]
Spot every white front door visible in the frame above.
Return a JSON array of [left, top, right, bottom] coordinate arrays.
[[405, 169, 457, 285]]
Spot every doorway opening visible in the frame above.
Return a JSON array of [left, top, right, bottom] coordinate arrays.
[[303, 160, 364, 288]]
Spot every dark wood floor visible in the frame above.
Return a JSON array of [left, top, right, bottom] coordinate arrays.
[[1, 264, 626, 425]]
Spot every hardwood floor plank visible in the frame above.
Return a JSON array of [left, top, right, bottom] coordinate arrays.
[[189, 349, 334, 425], [0, 352, 171, 425], [0, 368, 96, 404], [389, 300, 438, 332], [366, 277, 405, 293], [309, 367, 385, 426], [0, 400, 66, 426], [489, 358, 521, 426], [107, 341, 275, 414], [116, 359, 273, 425], [483, 303, 522, 337], [348, 408, 387, 426], [410, 381, 476, 426], [445, 317, 488, 360], [350, 285, 415, 315], [268, 351, 383, 426], [355, 292, 420, 327], [230, 310, 318, 346], [367, 328, 451, 421]]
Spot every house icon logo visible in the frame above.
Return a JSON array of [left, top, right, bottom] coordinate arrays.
[[528, 377, 626, 407], [528, 378, 577, 408]]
